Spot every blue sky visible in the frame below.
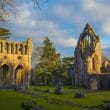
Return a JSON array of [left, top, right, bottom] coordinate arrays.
[[2, 0, 110, 58]]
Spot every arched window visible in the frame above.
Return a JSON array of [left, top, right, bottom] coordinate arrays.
[[83, 35, 91, 46], [0, 64, 10, 85], [0, 42, 3, 53], [92, 54, 98, 72], [15, 65, 24, 86], [19, 44, 23, 54], [25, 45, 27, 55], [11, 44, 14, 54], [15, 44, 18, 54], [5, 43, 9, 53]]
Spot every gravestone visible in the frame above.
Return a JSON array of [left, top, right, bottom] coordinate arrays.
[[74, 90, 84, 98], [54, 81, 64, 94]]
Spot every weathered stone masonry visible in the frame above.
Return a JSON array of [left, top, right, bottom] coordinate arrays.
[[0, 38, 32, 88], [74, 24, 110, 90]]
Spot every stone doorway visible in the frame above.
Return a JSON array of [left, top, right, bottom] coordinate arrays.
[[15, 65, 24, 86], [0, 64, 10, 85]]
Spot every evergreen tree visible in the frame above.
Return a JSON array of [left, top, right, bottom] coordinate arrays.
[[34, 37, 61, 85], [61, 57, 74, 85], [0, 28, 10, 39]]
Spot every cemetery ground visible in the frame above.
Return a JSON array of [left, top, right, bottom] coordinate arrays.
[[0, 86, 110, 110]]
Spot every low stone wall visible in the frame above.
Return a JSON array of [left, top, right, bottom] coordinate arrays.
[[99, 74, 110, 90], [89, 74, 100, 90], [89, 74, 110, 90]]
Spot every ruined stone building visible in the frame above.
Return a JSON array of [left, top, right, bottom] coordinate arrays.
[[74, 24, 110, 90], [0, 38, 32, 88]]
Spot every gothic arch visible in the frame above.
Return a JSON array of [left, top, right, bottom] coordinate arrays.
[[5, 42, 9, 53], [0, 64, 10, 85], [11, 43, 14, 54], [19, 44, 23, 54], [25, 45, 28, 55], [0, 42, 3, 53], [15, 44, 18, 54], [92, 54, 98, 72], [15, 65, 25, 86]]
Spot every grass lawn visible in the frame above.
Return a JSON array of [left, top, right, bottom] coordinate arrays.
[[0, 86, 110, 110]]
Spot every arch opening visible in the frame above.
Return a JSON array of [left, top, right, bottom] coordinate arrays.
[[19, 44, 23, 54], [0, 64, 10, 85], [5, 43, 9, 53], [11, 44, 14, 54], [92, 54, 98, 72], [15, 65, 25, 86]]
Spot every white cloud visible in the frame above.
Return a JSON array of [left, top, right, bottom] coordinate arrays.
[[53, 0, 110, 36], [102, 19, 110, 35], [53, 3, 87, 25], [9, 4, 77, 48], [56, 37, 77, 48], [82, 0, 110, 35], [54, 4, 72, 18], [82, 0, 98, 11], [6, 0, 110, 58]]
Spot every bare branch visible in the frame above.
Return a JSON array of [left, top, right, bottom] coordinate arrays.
[[0, 0, 15, 22], [0, 0, 48, 22]]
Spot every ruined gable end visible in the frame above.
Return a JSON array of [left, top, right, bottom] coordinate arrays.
[[74, 24, 102, 87], [0, 38, 33, 89]]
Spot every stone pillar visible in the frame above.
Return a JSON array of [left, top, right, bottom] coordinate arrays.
[[0, 43, 1, 53], [17, 44, 19, 54], [9, 43, 11, 54], [17, 44, 20, 54], [23, 45, 25, 55], [10, 68, 15, 86], [25, 71, 31, 88], [13, 43, 16, 54], [2, 42, 5, 53]]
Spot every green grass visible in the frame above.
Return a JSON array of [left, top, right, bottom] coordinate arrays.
[[0, 86, 110, 110], [0, 90, 33, 110]]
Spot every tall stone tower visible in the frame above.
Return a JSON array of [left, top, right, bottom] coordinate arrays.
[[74, 24, 102, 87], [0, 38, 33, 88]]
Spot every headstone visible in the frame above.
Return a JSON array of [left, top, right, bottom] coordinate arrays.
[[54, 81, 64, 94], [74, 90, 84, 98]]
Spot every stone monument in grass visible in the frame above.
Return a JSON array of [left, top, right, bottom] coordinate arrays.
[[54, 81, 64, 94]]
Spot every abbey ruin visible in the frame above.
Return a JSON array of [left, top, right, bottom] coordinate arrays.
[[74, 24, 110, 90], [0, 38, 32, 88]]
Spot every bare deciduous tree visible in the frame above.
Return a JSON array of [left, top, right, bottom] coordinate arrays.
[[0, 0, 47, 22], [0, 0, 15, 22], [32, 46, 43, 68]]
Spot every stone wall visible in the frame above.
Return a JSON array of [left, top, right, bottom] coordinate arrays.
[[0, 38, 33, 88], [74, 24, 102, 88], [89, 74, 110, 90]]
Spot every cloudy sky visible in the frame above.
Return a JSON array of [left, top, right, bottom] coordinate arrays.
[[2, 0, 110, 58]]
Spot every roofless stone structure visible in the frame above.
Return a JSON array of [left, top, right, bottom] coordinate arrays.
[[0, 38, 32, 88], [74, 24, 110, 90]]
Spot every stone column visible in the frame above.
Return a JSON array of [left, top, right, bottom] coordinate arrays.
[[11, 68, 15, 86], [17, 44, 20, 54], [23, 45, 25, 55], [9, 43, 11, 54], [0, 43, 1, 53], [2, 42, 5, 53], [25, 71, 31, 88], [13, 43, 16, 54]]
